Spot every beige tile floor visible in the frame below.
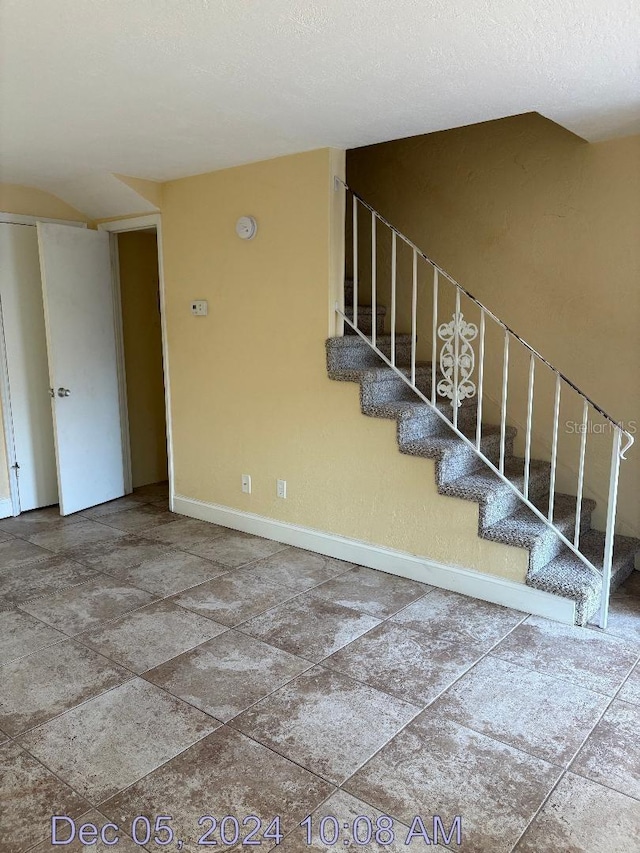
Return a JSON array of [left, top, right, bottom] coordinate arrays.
[[1, 482, 639, 853]]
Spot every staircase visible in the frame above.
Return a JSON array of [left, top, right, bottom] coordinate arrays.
[[327, 184, 639, 627]]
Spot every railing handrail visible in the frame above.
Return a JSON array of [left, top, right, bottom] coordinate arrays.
[[336, 306, 601, 577], [338, 177, 630, 629], [336, 177, 634, 457]]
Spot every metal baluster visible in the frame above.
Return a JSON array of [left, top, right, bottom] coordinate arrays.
[[390, 231, 397, 367], [431, 268, 438, 405], [338, 184, 630, 604], [371, 211, 377, 348], [499, 332, 509, 474], [596, 428, 622, 629], [453, 289, 461, 431], [523, 355, 535, 499], [548, 374, 561, 522], [352, 196, 358, 329], [475, 309, 485, 451], [411, 248, 417, 386], [574, 399, 589, 547]]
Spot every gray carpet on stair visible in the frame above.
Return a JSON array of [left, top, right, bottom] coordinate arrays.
[[326, 321, 639, 626]]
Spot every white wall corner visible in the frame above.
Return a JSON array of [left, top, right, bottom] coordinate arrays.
[[42, 173, 159, 221], [329, 149, 346, 339], [173, 493, 577, 625]]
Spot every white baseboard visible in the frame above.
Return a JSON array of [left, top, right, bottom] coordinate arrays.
[[173, 494, 576, 624], [0, 497, 14, 519]]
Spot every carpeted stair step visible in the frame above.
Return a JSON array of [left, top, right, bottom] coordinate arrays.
[[362, 396, 478, 437], [483, 492, 597, 574], [527, 556, 601, 626], [579, 529, 639, 587], [344, 304, 386, 336], [344, 278, 359, 304], [326, 335, 412, 372], [345, 278, 354, 300], [328, 362, 432, 394], [399, 424, 517, 485], [440, 456, 551, 528], [527, 531, 639, 625], [394, 400, 480, 443], [359, 364, 435, 404]]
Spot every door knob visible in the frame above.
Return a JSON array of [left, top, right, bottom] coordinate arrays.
[[57, 387, 71, 397]]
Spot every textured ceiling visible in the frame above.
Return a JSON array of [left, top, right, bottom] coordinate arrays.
[[1, 0, 638, 189]]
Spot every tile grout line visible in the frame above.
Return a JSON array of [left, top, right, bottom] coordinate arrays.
[[21, 805, 143, 853], [89, 722, 338, 828], [0, 633, 71, 669], [16, 722, 219, 853], [506, 637, 640, 851], [422, 657, 635, 767], [225, 613, 536, 815], [4, 541, 592, 768], [306, 604, 639, 839], [485, 644, 640, 699], [327, 618, 532, 787], [225, 582, 440, 686], [15, 584, 165, 641], [276, 590, 522, 704], [11, 524, 343, 602], [14, 568, 427, 789], [9, 667, 640, 849], [3, 535, 371, 702], [7, 611, 342, 831], [9, 537, 370, 650], [5, 509, 639, 851], [7, 527, 638, 714], [9, 593, 638, 825], [4, 541, 439, 843], [8, 495, 162, 557], [141, 647, 320, 719], [10, 670, 139, 741], [0, 565, 104, 608], [486, 612, 640, 696]]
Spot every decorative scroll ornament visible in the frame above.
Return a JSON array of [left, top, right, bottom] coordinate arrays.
[[436, 312, 478, 407]]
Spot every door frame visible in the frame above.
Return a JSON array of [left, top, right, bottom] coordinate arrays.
[[0, 213, 86, 518], [98, 214, 174, 510]]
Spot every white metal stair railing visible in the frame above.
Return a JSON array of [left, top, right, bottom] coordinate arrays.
[[334, 177, 634, 629]]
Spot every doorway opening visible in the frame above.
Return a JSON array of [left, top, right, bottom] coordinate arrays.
[[0, 213, 172, 519], [114, 227, 169, 498]]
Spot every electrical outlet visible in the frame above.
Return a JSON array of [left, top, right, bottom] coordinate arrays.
[[191, 300, 208, 316], [241, 474, 251, 494], [276, 479, 287, 499]]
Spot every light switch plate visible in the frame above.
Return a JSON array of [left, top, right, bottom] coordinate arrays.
[[191, 300, 208, 316]]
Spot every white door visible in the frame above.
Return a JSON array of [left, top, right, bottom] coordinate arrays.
[[0, 223, 58, 511], [37, 223, 125, 515]]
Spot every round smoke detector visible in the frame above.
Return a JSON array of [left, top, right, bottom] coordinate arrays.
[[236, 216, 257, 240]]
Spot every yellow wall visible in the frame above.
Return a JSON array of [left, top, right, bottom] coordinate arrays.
[[0, 184, 89, 503], [347, 115, 640, 537], [161, 148, 528, 581], [0, 182, 87, 222], [118, 231, 168, 487]]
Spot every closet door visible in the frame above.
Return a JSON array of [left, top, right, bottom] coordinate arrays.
[[37, 223, 125, 515], [0, 223, 58, 511]]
